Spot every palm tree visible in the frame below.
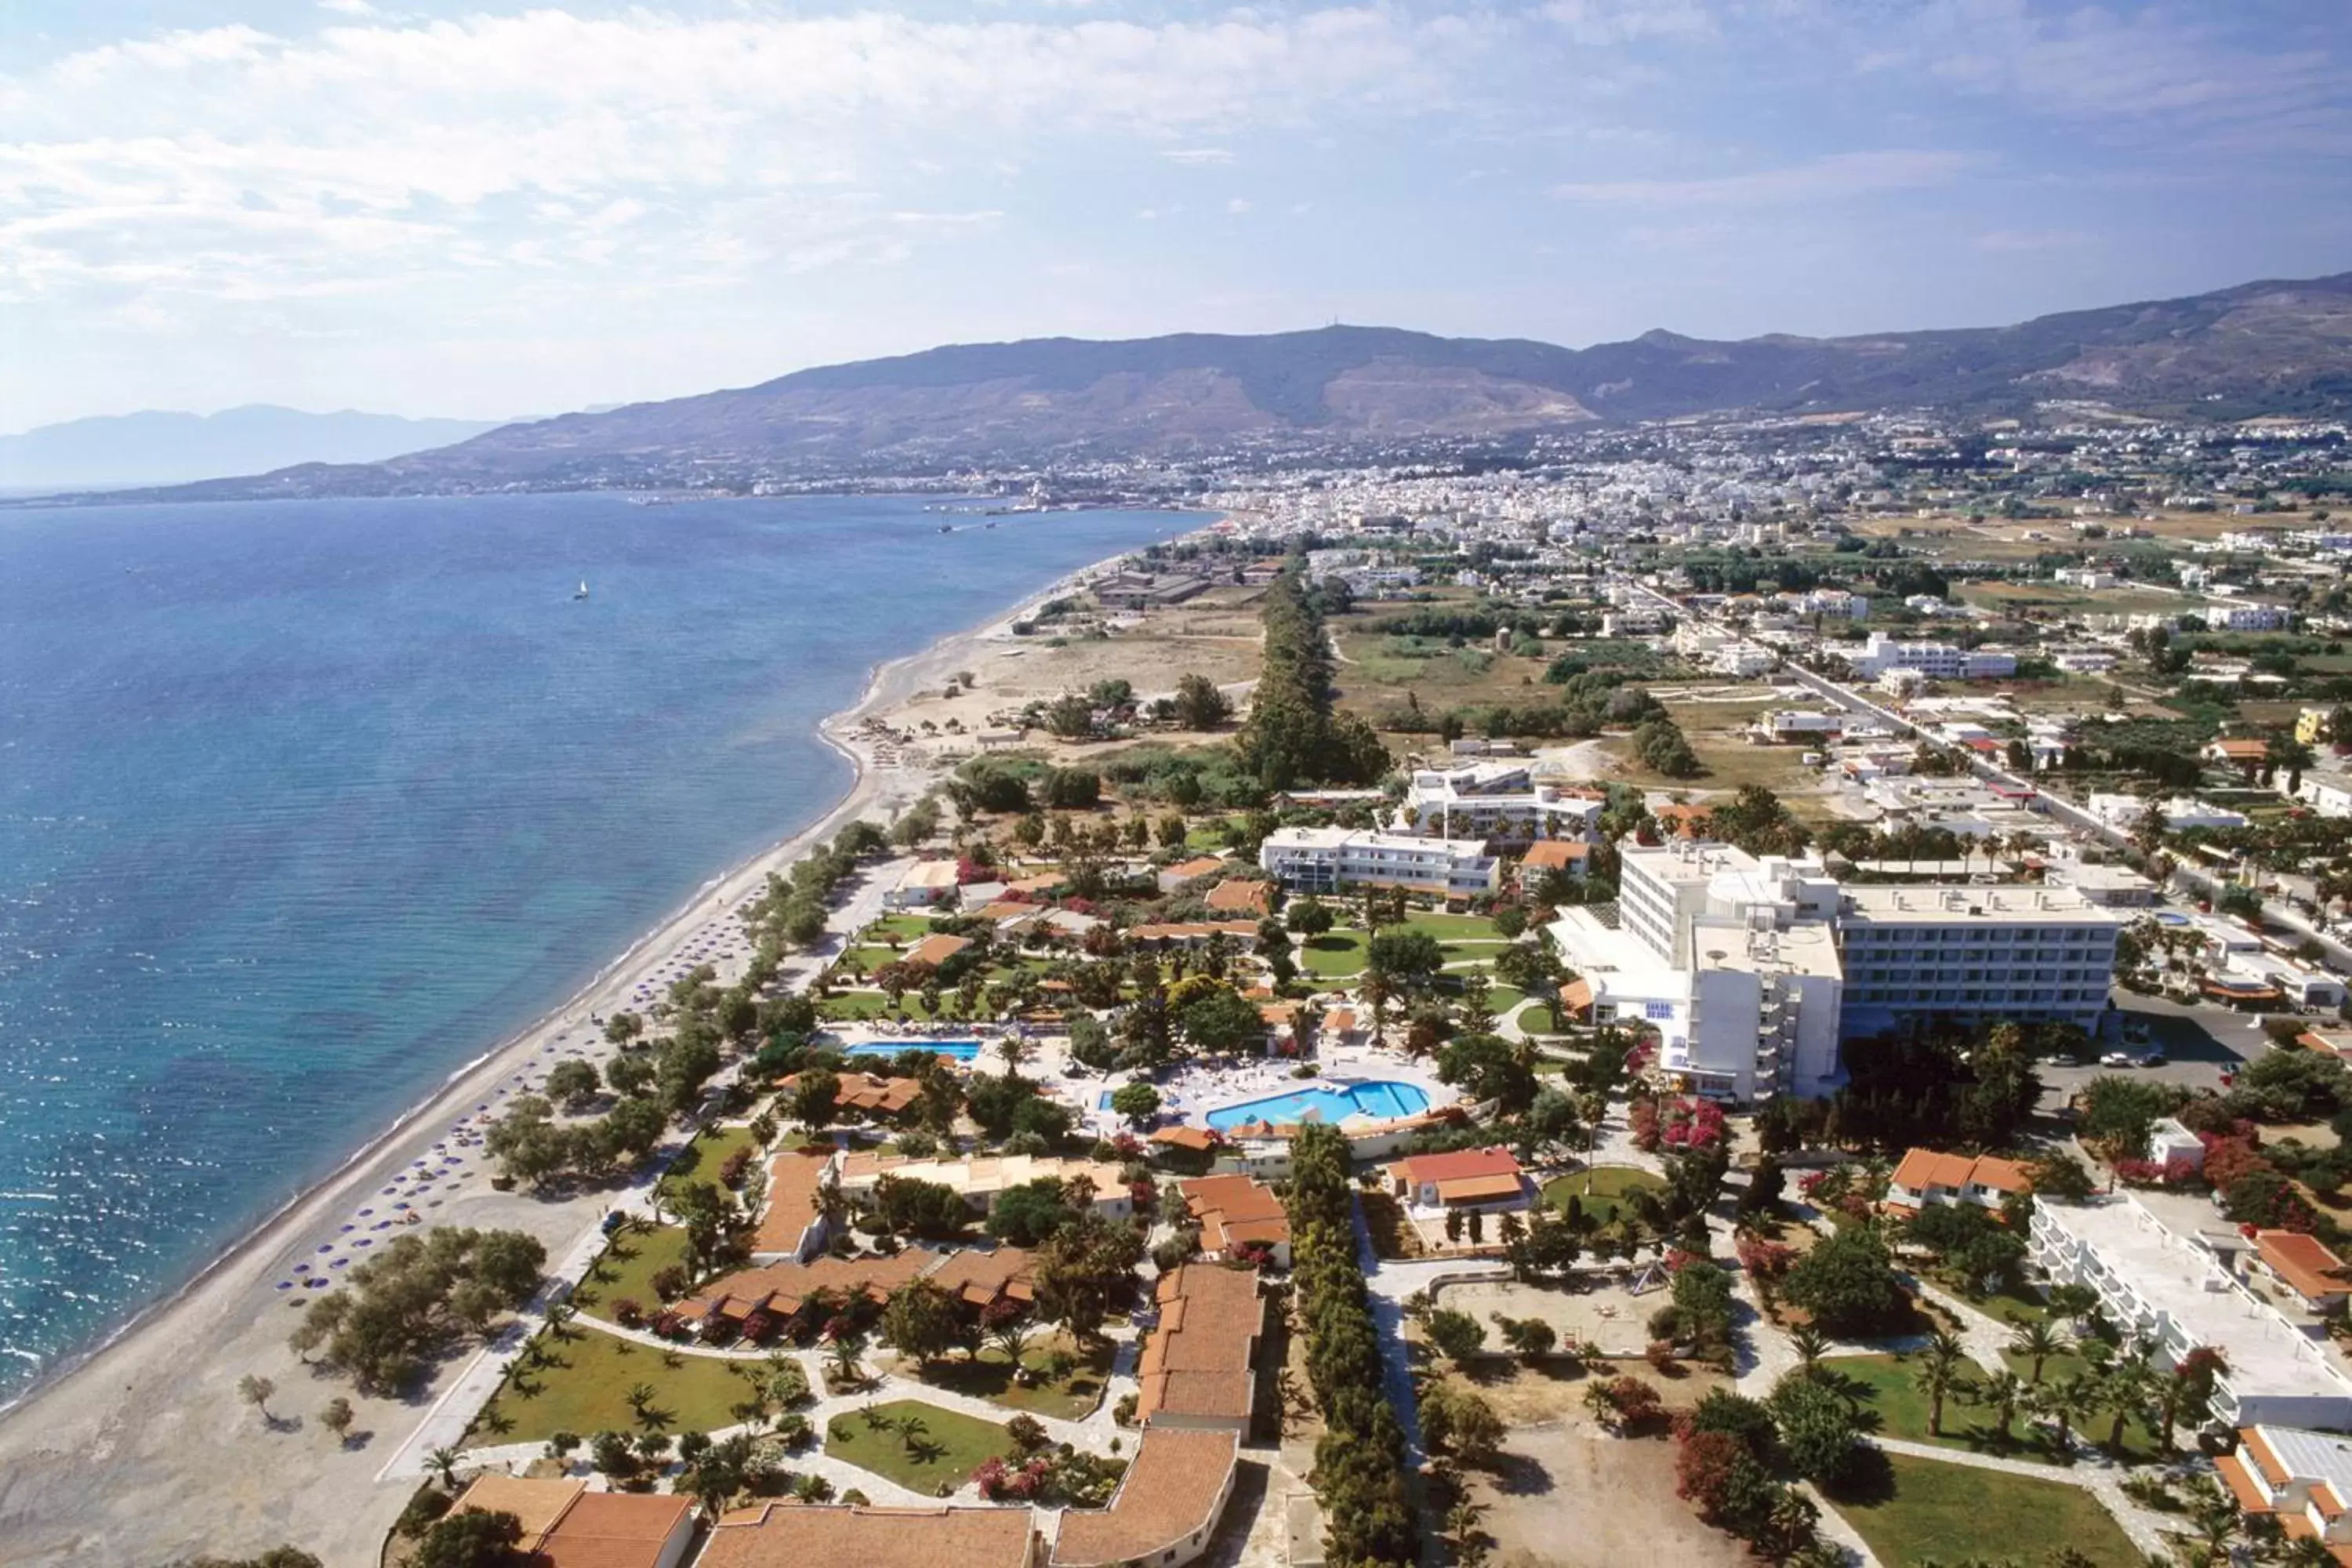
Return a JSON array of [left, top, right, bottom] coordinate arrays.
[[828, 1330, 866, 1385], [1446, 1498, 1489, 1568], [895, 1410, 931, 1453], [1764, 1488, 1820, 1558], [2034, 1373, 2098, 1453], [424, 1445, 463, 1491], [546, 1302, 579, 1341], [624, 1381, 657, 1424], [1789, 1324, 1830, 1378], [2096, 1361, 2153, 1454], [1973, 1370, 2025, 1439], [2009, 1319, 2063, 1385], [1912, 1333, 1968, 1438], [989, 1316, 1035, 1367]]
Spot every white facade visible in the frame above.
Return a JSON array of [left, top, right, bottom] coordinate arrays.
[[1846, 633, 2018, 682], [2031, 1196, 2352, 1430], [1395, 764, 1604, 844], [2204, 601, 2289, 632], [2289, 771, 2352, 820], [1258, 826, 1500, 898], [1836, 884, 2121, 1038]]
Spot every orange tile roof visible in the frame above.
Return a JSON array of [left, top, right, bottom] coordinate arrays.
[[1179, 1174, 1290, 1255], [451, 1475, 584, 1551], [1436, 1172, 1529, 1204], [1321, 1007, 1358, 1033], [1889, 1147, 2034, 1196], [906, 933, 975, 967], [1050, 1428, 1239, 1568], [539, 1491, 695, 1568], [1204, 880, 1272, 913], [2246, 1425, 2296, 1486], [702, 1503, 1035, 1568], [1519, 840, 1591, 869], [753, 1149, 834, 1256], [2217, 1452, 2274, 1515], [2259, 1230, 2352, 1302], [1386, 1146, 1523, 1189], [1559, 978, 1593, 1013], [2213, 739, 2270, 759], [1134, 1263, 1262, 1425], [1148, 1125, 1219, 1152], [922, 1247, 1038, 1309], [684, 1248, 928, 1323]]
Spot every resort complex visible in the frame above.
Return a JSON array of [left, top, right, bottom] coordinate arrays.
[[71, 480, 2352, 1568]]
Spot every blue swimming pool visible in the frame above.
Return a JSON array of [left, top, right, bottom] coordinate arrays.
[[1205, 1080, 1431, 1131], [846, 1039, 983, 1061]]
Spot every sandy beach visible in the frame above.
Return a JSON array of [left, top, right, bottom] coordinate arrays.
[[0, 537, 1197, 1566]]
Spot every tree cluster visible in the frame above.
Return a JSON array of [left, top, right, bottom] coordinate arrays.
[[1232, 572, 1392, 790], [291, 1227, 546, 1392]]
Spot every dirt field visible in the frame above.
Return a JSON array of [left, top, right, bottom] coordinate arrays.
[[1434, 1279, 1671, 1359], [1465, 1381, 1749, 1568]]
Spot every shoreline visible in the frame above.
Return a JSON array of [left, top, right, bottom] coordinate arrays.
[[0, 528, 1193, 1563]]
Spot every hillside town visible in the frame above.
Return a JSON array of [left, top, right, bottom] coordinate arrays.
[[206, 420, 2352, 1568]]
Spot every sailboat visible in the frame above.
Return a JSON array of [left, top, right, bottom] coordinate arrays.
[[574, 579, 590, 601]]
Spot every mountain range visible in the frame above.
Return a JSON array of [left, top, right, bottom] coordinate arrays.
[[34, 270, 2352, 503], [0, 406, 505, 492]]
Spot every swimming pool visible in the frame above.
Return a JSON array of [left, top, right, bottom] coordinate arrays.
[[846, 1039, 983, 1061], [1205, 1080, 1431, 1131]]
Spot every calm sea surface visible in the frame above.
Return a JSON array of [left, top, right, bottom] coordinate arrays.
[[0, 492, 1188, 1396]]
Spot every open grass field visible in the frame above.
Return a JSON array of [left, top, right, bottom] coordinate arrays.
[[573, 1222, 693, 1316], [469, 1323, 757, 1444], [1958, 579, 2189, 617], [1301, 931, 1369, 978], [824, 1397, 1011, 1494], [658, 1125, 758, 1201], [1830, 1452, 2141, 1568], [1820, 1352, 2163, 1465], [901, 1334, 1114, 1421], [1542, 1165, 1668, 1227]]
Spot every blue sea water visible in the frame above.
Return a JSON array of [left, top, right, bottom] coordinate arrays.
[[0, 492, 1188, 1398]]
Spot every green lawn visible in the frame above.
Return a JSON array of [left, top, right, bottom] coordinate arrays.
[[1483, 985, 1526, 1014], [1543, 1166, 1668, 1226], [572, 1223, 694, 1316], [1301, 932, 1370, 978], [862, 914, 938, 942], [1819, 1352, 2160, 1465], [1402, 912, 1504, 941], [818, 991, 951, 1022], [659, 1125, 758, 1200], [825, 1397, 1011, 1495], [1831, 1453, 2141, 1568], [470, 1324, 760, 1444], [905, 1335, 1114, 1420], [1993, 1348, 2165, 1461]]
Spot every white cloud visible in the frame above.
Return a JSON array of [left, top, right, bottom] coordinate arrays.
[[0, 7, 1480, 314], [1226, 197, 1253, 215], [1552, 150, 1976, 206], [1544, 0, 1716, 46], [316, 0, 379, 15]]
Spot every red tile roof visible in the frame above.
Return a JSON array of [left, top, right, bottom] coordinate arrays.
[[1385, 1146, 1523, 1189], [1050, 1428, 1238, 1568]]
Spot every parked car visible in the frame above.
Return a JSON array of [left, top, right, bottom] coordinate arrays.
[[2122, 1020, 2153, 1045], [2137, 1050, 2169, 1068], [2100, 1051, 2136, 1068], [2049, 1053, 2084, 1068]]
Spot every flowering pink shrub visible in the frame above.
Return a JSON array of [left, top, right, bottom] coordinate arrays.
[[1735, 1237, 1797, 1281], [974, 1455, 1052, 1501]]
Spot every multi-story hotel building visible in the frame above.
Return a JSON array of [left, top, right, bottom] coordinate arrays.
[[1257, 826, 1501, 899]]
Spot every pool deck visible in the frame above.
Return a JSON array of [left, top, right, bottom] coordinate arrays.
[[1079, 1047, 1455, 1138]]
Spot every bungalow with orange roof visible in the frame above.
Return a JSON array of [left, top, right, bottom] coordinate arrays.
[[751, 1148, 836, 1262], [1149, 1124, 1221, 1158], [2206, 736, 2274, 781], [2216, 1424, 2352, 1558], [1203, 878, 1274, 916], [702, 1502, 1037, 1568], [448, 1475, 695, 1568], [781, 1071, 924, 1121], [1378, 1146, 1531, 1214], [1124, 920, 1263, 949], [1135, 1261, 1264, 1432], [1158, 855, 1229, 894], [1049, 1426, 1240, 1568], [905, 931, 975, 969], [1177, 1174, 1292, 1268], [1884, 1149, 2035, 1213], [1319, 1005, 1365, 1048], [835, 1151, 1132, 1221], [1516, 838, 1592, 885], [1651, 803, 1710, 840], [2250, 1229, 2352, 1314]]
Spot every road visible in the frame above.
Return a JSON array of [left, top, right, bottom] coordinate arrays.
[[1623, 578, 2352, 975]]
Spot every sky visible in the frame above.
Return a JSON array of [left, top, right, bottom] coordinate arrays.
[[3, 0, 2349, 431]]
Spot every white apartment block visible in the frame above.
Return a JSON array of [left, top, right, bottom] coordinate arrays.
[[1755, 710, 1844, 743], [2286, 770, 2352, 820], [1395, 764, 1604, 844], [1836, 883, 2121, 1038], [2030, 1196, 2352, 1430], [1845, 633, 2018, 682], [2204, 601, 2290, 632], [1258, 826, 1500, 898]]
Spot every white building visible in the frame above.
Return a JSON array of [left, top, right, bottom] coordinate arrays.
[[1845, 633, 2018, 682], [2287, 770, 2352, 820], [1755, 710, 1844, 744], [2087, 793, 2251, 833], [2030, 1196, 2352, 1430], [2204, 601, 2290, 632], [1709, 640, 1779, 677], [1836, 883, 2121, 1038], [1258, 826, 1500, 898], [1394, 764, 1604, 844]]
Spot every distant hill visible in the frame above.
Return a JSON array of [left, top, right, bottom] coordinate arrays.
[[0, 406, 503, 492], [44, 270, 2352, 501]]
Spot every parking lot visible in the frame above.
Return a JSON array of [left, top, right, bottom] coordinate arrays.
[[2034, 993, 2279, 1112]]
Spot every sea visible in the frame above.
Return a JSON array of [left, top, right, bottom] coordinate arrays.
[[0, 491, 1189, 1400]]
